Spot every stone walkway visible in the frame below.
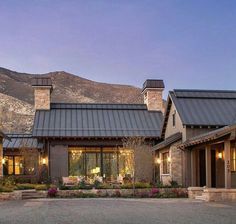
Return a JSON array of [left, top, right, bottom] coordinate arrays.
[[0, 198, 236, 224]]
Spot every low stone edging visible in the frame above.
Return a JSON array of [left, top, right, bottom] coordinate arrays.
[[0, 191, 22, 201], [1, 188, 188, 201], [203, 188, 236, 202], [187, 187, 203, 199]]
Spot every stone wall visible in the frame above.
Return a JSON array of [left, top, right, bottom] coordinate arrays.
[[170, 142, 183, 186], [34, 87, 51, 110], [144, 89, 163, 112], [0, 191, 22, 201]]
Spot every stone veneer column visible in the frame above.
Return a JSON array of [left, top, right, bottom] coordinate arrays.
[[33, 87, 52, 110], [144, 89, 164, 112]]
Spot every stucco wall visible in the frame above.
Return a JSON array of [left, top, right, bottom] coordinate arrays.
[[134, 145, 153, 183], [50, 144, 69, 180], [165, 102, 185, 140]]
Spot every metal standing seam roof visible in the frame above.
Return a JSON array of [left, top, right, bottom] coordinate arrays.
[[31, 77, 52, 86], [153, 132, 182, 151], [3, 134, 43, 149], [170, 89, 236, 127], [32, 103, 163, 138]]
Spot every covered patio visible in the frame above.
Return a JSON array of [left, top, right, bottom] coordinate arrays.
[[180, 125, 236, 201]]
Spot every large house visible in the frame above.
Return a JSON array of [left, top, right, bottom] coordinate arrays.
[[153, 89, 236, 190], [1, 78, 164, 183], [1, 78, 236, 196]]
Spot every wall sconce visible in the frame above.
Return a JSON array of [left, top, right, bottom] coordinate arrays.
[[167, 156, 171, 163], [218, 152, 223, 159], [42, 158, 46, 165], [2, 158, 5, 165], [155, 158, 161, 164]]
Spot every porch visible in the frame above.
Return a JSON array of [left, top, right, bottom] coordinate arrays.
[[190, 140, 236, 189]]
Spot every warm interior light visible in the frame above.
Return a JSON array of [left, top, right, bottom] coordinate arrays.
[[167, 156, 171, 163], [156, 158, 161, 164], [42, 158, 46, 165], [218, 152, 223, 159], [2, 158, 5, 165]]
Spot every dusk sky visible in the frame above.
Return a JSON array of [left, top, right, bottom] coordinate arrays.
[[0, 0, 236, 96]]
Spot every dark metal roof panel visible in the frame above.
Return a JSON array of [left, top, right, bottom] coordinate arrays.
[[32, 103, 163, 138], [142, 79, 165, 92], [153, 132, 182, 151], [3, 134, 43, 149], [170, 90, 236, 126], [31, 77, 52, 86]]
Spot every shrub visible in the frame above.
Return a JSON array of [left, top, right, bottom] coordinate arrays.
[[0, 176, 16, 187], [136, 191, 149, 198], [149, 188, 160, 197], [35, 184, 48, 191], [170, 181, 180, 188], [0, 186, 14, 192], [48, 187, 57, 198], [15, 184, 35, 190]]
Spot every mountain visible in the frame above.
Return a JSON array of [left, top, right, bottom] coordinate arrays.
[[0, 67, 143, 133]]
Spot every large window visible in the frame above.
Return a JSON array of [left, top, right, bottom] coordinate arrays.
[[162, 152, 170, 174], [68, 147, 133, 181], [3, 156, 24, 175], [231, 142, 236, 172]]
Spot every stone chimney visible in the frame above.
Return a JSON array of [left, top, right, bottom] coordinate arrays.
[[32, 77, 53, 110], [142, 79, 165, 112]]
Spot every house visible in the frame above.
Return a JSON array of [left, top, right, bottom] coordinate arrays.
[[153, 89, 236, 190], [1, 78, 164, 183]]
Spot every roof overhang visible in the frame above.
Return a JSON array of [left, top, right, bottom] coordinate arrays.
[[152, 132, 182, 151], [179, 124, 236, 150]]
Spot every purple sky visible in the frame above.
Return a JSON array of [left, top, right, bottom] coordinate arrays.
[[0, 0, 236, 97]]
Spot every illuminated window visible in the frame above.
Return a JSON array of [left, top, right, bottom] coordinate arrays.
[[162, 152, 170, 174], [231, 143, 236, 172], [3, 156, 24, 175]]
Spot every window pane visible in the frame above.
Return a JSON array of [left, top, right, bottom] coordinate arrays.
[[119, 149, 134, 178], [14, 156, 24, 175], [69, 148, 86, 176], [162, 152, 170, 174], [231, 142, 236, 172], [103, 148, 118, 181], [86, 148, 101, 179]]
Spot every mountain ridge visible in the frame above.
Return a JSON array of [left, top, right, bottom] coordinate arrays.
[[0, 67, 144, 132]]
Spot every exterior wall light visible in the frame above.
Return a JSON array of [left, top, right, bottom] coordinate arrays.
[[42, 158, 46, 165], [155, 158, 161, 164], [167, 156, 171, 163], [218, 152, 223, 159], [2, 158, 5, 165]]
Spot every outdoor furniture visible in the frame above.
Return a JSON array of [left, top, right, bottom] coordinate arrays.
[[62, 177, 78, 186]]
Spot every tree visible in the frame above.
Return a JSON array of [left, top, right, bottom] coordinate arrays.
[[122, 137, 152, 195]]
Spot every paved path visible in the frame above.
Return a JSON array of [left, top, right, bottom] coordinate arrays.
[[0, 198, 236, 224]]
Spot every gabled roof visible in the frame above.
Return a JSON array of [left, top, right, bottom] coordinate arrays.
[[32, 103, 163, 138], [161, 89, 236, 138], [179, 124, 236, 149], [3, 134, 43, 149], [153, 132, 182, 151]]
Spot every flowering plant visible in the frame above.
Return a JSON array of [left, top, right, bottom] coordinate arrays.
[[48, 187, 57, 198]]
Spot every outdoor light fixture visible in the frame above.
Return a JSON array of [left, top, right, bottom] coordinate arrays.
[[42, 158, 46, 165], [218, 152, 223, 159], [167, 156, 171, 163], [1, 158, 5, 165], [156, 158, 161, 164]]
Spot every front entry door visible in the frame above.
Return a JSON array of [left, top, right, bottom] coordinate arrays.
[[211, 150, 216, 187], [199, 149, 206, 187]]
